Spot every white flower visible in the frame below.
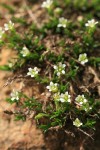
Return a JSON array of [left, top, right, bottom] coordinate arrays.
[[60, 92, 71, 103], [75, 95, 93, 112], [11, 89, 19, 101], [57, 17, 68, 28], [78, 53, 88, 65], [85, 19, 98, 28], [41, 0, 53, 9], [53, 92, 60, 101], [75, 94, 87, 105], [27, 67, 39, 77], [46, 81, 58, 92], [0, 27, 4, 39], [53, 62, 66, 76], [4, 20, 14, 31], [8, 62, 13, 68], [54, 7, 62, 15], [21, 46, 30, 57], [73, 118, 83, 127]]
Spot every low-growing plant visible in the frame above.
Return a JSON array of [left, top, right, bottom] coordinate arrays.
[[0, 0, 100, 141]]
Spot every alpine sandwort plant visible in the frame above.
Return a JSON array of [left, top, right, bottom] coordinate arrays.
[[73, 118, 83, 128], [46, 82, 58, 92], [4, 20, 14, 31], [53, 62, 66, 77], [59, 92, 71, 103], [27, 67, 40, 78], [0, 0, 100, 139], [85, 19, 98, 35], [41, 0, 53, 9], [20, 46, 30, 57], [85, 19, 98, 28], [10, 89, 20, 101], [57, 17, 68, 28], [78, 53, 88, 65]]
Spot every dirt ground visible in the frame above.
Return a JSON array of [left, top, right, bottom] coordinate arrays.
[[0, 0, 100, 150], [0, 48, 46, 150]]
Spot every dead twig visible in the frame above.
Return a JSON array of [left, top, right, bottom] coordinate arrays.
[[78, 128, 94, 140], [3, 75, 26, 87]]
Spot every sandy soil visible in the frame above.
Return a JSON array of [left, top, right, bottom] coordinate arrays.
[[0, 48, 46, 150]]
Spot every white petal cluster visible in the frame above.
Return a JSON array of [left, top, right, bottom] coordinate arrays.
[[21, 46, 30, 57], [8, 62, 13, 68], [27, 67, 39, 77], [75, 94, 92, 112], [57, 17, 68, 28], [4, 20, 14, 31], [54, 7, 62, 15], [46, 81, 58, 92], [75, 94, 87, 105], [53, 92, 60, 101], [60, 92, 71, 103], [41, 0, 53, 9], [0, 27, 5, 39], [78, 53, 88, 65], [85, 19, 98, 28], [53, 91, 71, 103], [73, 118, 83, 127], [11, 89, 19, 101], [53, 62, 66, 76]]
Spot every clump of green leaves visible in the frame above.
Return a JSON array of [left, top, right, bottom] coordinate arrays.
[[0, 0, 100, 138]]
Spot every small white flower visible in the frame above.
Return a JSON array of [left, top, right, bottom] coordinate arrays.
[[8, 62, 13, 68], [0, 27, 4, 39], [41, 0, 53, 9], [53, 62, 66, 76], [4, 20, 14, 31], [11, 89, 19, 101], [73, 118, 83, 127], [27, 67, 39, 77], [85, 19, 98, 28], [53, 92, 60, 101], [75, 94, 87, 105], [60, 91, 71, 103], [78, 53, 88, 65], [21, 46, 30, 57], [46, 81, 58, 92], [57, 17, 68, 28], [75, 95, 92, 112], [54, 7, 62, 15]]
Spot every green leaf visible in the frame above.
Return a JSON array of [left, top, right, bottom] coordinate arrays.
[[84, 119, 96, 129], [51, 119, 62, 126], [39, 124, 51, 132], [0, 65, 11, 71], [15, 114, 26, 121], [6, 98, 14, 104], [1, 3, 15, 13], [35, 113, 49, 119]]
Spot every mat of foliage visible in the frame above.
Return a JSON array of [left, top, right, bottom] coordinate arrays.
[[0, 0, 100, 149]]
